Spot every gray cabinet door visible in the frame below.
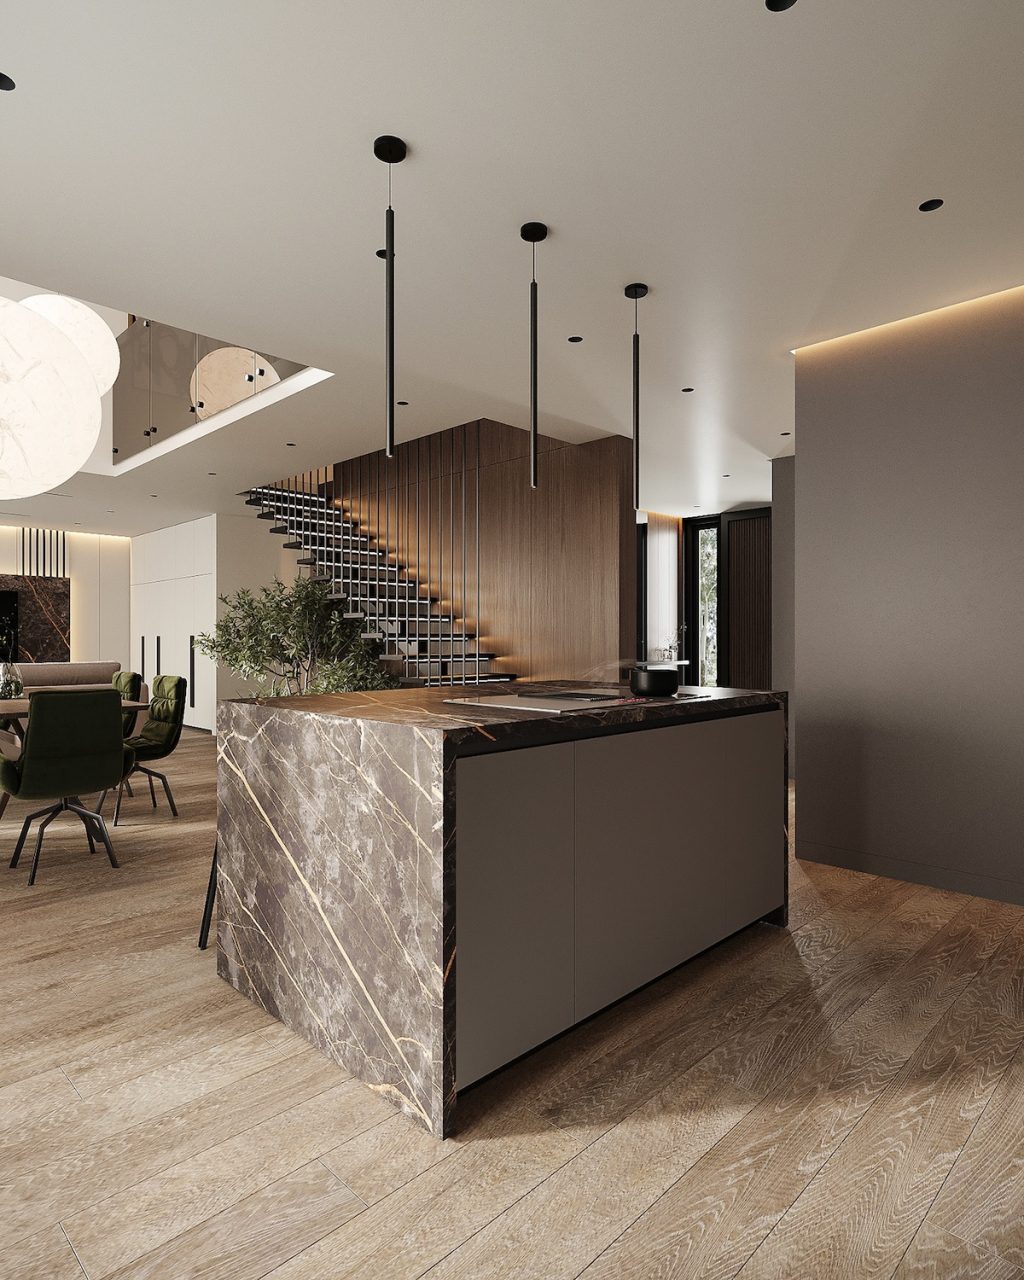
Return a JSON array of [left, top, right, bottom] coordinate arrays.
[[574, 710, 785, 1019], [455, 742, 575, 1087]]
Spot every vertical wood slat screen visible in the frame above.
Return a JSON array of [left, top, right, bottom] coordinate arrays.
[[726, 512, 772, 690], [17, 528, 68, 577], [331, 424, 481, 683]]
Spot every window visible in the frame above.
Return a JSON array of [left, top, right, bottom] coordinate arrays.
[[697, 526, 718, 686]]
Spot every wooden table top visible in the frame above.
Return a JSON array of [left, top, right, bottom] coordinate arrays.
[[0, 698, 149, 718]]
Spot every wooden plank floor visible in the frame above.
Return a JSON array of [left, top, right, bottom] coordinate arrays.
[[2, 730, 1023, 1279]]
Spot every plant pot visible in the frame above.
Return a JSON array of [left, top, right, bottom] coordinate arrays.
[[629, 666, 679, 698], [0, 661, 24, 699]]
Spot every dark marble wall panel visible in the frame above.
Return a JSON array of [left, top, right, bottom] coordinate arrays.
[[217, 700, 447, 1133], [0, 574, 71, 661]]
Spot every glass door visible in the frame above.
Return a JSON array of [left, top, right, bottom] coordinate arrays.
[[683, 516, 720, 687]]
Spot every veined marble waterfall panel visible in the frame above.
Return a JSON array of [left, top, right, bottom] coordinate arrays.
[[216, 700, 449, 1132], [0, 573, 71, 661]]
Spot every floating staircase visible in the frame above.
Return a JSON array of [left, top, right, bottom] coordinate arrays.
[[245, 484, 515, 686]]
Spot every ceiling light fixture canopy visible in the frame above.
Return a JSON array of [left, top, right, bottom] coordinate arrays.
[[521, 221, 548, 489], [0, 72, 15, 91], [625, 283, 649, 512], [374, 134, 408, 458], [765, 0, 798, 10], [918, 198, 944, 212], [0, 296, 103, 499]]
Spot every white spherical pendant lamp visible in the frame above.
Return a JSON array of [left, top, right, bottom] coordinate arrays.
[[0, 296, 102, 500], [21, 293, 120, 394]]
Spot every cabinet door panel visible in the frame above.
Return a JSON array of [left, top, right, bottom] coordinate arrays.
[[190, 574, 216, 730], [456, 742, 575, 1088], [574, 710, 785, 1020], [130, 580, 158, 682]]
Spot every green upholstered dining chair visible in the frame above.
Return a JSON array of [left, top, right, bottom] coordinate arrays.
[[107, 674, 187, 826], [2, 689, 134, 886], [112, 670, 142, 736]]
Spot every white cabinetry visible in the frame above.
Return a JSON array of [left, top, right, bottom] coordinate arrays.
[[130, 516, 216, 730]]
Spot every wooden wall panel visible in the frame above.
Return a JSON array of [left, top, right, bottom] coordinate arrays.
[[724, 511, 772, 690], [335, 423, 634, 682]]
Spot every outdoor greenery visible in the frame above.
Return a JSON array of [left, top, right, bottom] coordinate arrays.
[[697, 526, 718, 686], [196, 574, 398, 697]]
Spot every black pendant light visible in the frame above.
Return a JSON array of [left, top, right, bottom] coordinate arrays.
[[624, 283, 648, 511], [374, 135, 408, 458], [520, 222, 548, 488]]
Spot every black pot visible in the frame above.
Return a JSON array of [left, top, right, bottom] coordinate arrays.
[[629, 666, 679, 697]]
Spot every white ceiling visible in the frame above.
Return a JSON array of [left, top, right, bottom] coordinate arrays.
[[1, 0, 1023, 536]]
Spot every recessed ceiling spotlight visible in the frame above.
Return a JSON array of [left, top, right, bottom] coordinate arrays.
[[105, 508, 114, 513], [681, 387, 694, 393], [780, 431, 792, 436], [0, 72, 15, 91], [918, 198, 944, 212], [765, 0, 798, 10], [376, 248, 386, 259], [150, 494, 158, 498], [208, 471, 216, 476], [397, 400, 409, 406], [567, 335, 583, 343], [722, 473, 731, 478], [286, 441, 296, 446]]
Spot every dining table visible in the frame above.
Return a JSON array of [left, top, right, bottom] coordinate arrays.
[[0, 697, 149, 739]]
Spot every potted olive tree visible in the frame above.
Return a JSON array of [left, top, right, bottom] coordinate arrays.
[[197, 574, 398, 696]]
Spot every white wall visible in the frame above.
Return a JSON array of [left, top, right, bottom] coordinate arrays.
[[131, 509, 297, 731], [214, 510, 297, 704], [0, 525, 131, 666], [644, 513, 681, 662]]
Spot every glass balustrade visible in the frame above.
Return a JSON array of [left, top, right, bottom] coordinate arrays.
[[111, 318, 305, 462]]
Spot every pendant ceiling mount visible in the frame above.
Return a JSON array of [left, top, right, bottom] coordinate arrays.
[[374, 135, 408, 458], [373, 135, 408, 164], [625, 283, 649, 512], [521, 223, 549, 490]]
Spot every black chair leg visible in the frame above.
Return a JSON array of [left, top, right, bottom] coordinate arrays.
[[159, 771, 178, 819], [113, 780, 126, 827], [66, 797, 96, 855], [70, 800, 119, 870], [125, 778, 134, 798], [96, 789, 108, 814], [143, 767, 178, 819], [198, 841, 218, 950], [148, 772, 157, 809], [10, 804, 59, 869], [92, 812, 119, 870], [0, 791, 9, 823], [27, 807, 61, 886]]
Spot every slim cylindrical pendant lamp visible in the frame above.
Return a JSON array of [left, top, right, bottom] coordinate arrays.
[[374, 135, 408, 458], [520, 222, 548, 489], [624, 282, 648, 511]]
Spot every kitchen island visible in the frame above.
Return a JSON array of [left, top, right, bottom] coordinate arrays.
[[216, 683, 787, 1136]]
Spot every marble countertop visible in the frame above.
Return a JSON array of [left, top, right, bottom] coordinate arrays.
[[225, 682, 785, 754]]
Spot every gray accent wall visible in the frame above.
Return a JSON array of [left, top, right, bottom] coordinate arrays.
[[771, 456, 795, 772], [795, 286, 1024, 904]]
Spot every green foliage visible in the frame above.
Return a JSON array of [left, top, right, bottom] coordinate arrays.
[[196, 574, 398, 697]]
